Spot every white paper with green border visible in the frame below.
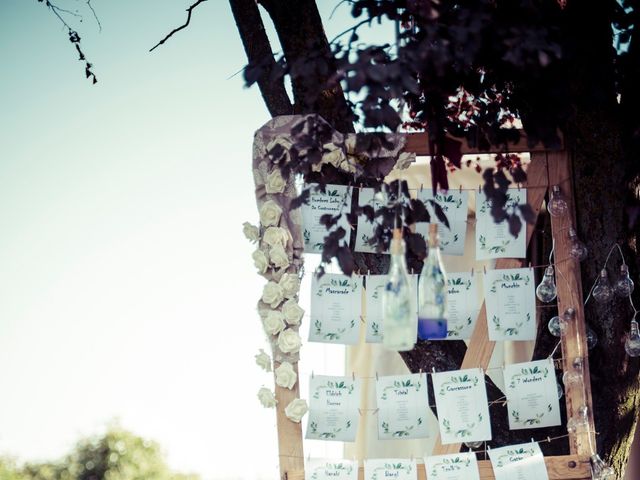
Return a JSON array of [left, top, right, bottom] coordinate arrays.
[[432, 368, 492, 444], [443, 271, 480, 340], [423, 452, 480, 480], [354, 187, 386, 254], [475, 188, 527, 260], [484, 267, 536, 341], [365, 274, 418, 343], [375, 373, 429, 440], [415, 189, 469, 256], [305, 459, 359, 480], [310, 273, 362, 345], [488, 442, 549, 480], [301, 183, 352, 253], [364, 459, 417, 480], [306, 375, 361, 442], [503, 358, 561, 430]]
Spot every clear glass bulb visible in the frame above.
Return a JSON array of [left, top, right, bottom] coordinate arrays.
[[625, 319, 640, 357], [536, 266, 557, 303], [547, 185, 568, 217], [417, 224, 447, 339], [463, 440, 483, 449], [568, 227, 588, 261], [615, 264, 634, 297], [562, 370, 583, 387], [557, 381, 564, 400], [592, 269, 614, 304], [547, 315, 563, 337], [567, 404, 589, 434], [382, 229, 417, 351], [590, 454, 615, 480], [586, 326, 598, 350]]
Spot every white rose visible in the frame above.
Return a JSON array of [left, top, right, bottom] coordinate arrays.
[[266, 136, 294, 163], [262, 226, 289, 248], [275, 361, 297, 389], [263, 309, 285, 335], [279, 273, 300, 299], [259, 200, 282, 227], [322, 142, 346, 168], [269, 244, 290, 270], [282, 298, 304, 326], [265, 168, 287, 194], [284, 398, 308, 422], [257, 387, 277, 408], [344, 136, 357, 154], [262, 281, 284, 308], [252, 249, 269, 274], [242, 222, 260, 242], [277, 328, 302, 354], [255, 349, 272, 372], [396, 151, 416, 170]]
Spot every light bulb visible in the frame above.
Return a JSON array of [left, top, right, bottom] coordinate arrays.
[[625, 319, 640, 357], [590, 454, 615, 480], [592, 269, 613, 304], [615, 264, 634, 297], [536, 266, 557, 302], [586, 326, 598, 350], [568, 228, 588, 261], [463, 441, 483, 449], [562, 370, 583, 387], [547, 185, 569, 217], [567, 404, 589, 434], [557, 381, 564, 399], [548, 315, 564, 337]]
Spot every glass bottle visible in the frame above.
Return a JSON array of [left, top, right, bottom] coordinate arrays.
[[418, 224, 448, 339], [382, 229, 417, 351]]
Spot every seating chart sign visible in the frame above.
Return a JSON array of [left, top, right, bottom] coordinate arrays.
[[432, 368, 492, 444], [310, 274, 362, 345], [424, 452, 481, 480], [484, 267, 536, 341], [364, 459, 417, 480], [301, 183, 352, 253], [444, 271, 480, 340], [488, 442, 549, 480], [416, 189, 468, 256], [306, 375, 361, 442], [305, 459, 359, 480], [365, 274, 418, 343], [504, 359, 561, 430], [354, 187, 385, 254], [375, 373, 429, 440], [475, 188, 527, 260]]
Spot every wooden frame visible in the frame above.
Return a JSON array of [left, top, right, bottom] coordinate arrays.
[[275, 133, 594, 480]]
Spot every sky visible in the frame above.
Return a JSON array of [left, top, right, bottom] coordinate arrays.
[[0, 1, 391, 479]]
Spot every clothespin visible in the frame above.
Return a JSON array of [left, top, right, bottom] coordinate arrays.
[[528, 261, 533, 270], [352, 371, 356, 381], [459, 184, 463, 194], [373, 408, 379, 415], [432, 367, 436, 374], [517, 183, 522, 191], [547, 436, 551, 444], [530, 437, 535, 444], [360, 315, 366, 324], [483, 265, 487, 275], [358, 408, 363, 416], [375, 371, 379, 381], [471, 267, 475, 277], [311, 370, 315, 379], [420, 183, 424, 193], [478, 185, 482, 193], [307, 453, 311, 463]]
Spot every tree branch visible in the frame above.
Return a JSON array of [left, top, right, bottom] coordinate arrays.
[[149, 0, 208, 53]]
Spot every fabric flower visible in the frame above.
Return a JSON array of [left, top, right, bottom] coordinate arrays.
[[269, 244, 290, 270], [259, 200, 282, 227], [242, 222, 260, 242], [262, 226, 289, 248], [279, 272, 300, 299], [322, 142, 346, 169], [265, 168, 287, 194], [262, 281, 284, 308], [282, 298, 304, 326], [266, 136, 294, 164], [275, 361, 297, 389], [263, 309, 285, 335], [396, 151, 417, 170], [277, 328, 302, 354], [257, 387, 277, 408], [255, 349, 272, 372], [284, 398, 308, 422], [252, 249, 269, 274]]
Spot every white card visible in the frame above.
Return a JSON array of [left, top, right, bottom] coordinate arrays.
[[310, 274, 362, 345], [488, 442, 549, 480], [305, 459, 359, 480], [504, 359, 561, 430], [484, 267, 536, 341], [424, 452, 481, 480], [364, 459, 417, 480], [365, 274, 418, 343], [475, 189, 527, 260], [306, 375, 361, 442], [355, 187, 386, 254], [302, 184, 352, 253], [432, 368, 492, 444], [375, 373, 429, 440], [444, 272, 480, 340], [416, 189, 469, 256]]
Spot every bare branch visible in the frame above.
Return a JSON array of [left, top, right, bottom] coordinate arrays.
[[149, 0, 208, 53], [86, 0, 102, 32]]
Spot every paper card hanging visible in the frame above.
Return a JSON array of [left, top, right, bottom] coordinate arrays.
[[488, 442, 550, 480], [305, 459, 359, 480], [484, 267, 536, 341], [364, 459, 417, 480], [431, 368, 492, 444], [365, 274, 418, 343], [306, 375, 361, 442], [503, 358, 562, 430], [301, 183, 352, 253], [443, 271, 481, 340], [354, 187, 386, 254], [375, 373, 430, 440], [415, 189, 469, 256], [423, 452, 480, 480], [310, 274, 362, 345], [475, 188, 527, 260]]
